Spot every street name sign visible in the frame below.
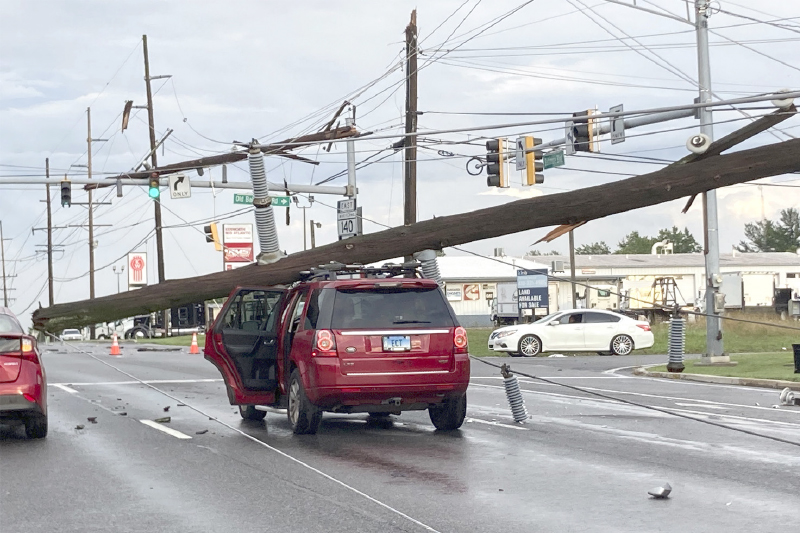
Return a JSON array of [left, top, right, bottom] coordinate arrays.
[[233, 194, 290, 206], [543, 150, 565, 169]]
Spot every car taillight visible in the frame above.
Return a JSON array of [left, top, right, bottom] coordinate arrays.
[[313, 330, 337, 357], [454, 326, 468, 354], [636, 324, 651, 332], [22, 393, 36, 403], [21, 337, 39, 363]]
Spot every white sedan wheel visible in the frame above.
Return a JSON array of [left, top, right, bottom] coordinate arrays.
[[518, 334, 541, 357], [611, 335, 634, 356]]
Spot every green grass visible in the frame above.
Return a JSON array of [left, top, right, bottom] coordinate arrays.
[[466, 328, 495, 357], [638, 315, 798, 355], [650, 352, 800, 382], [133, 334, 205, 346]]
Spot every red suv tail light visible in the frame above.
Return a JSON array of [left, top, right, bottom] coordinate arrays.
[[312, 330, 337, 357], [453, 326, 468, 354], [636, 324, 651, 332], [21, 337, 39, 363]]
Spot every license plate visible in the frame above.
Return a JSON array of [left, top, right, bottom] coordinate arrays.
[[383, 335, 411, 352]]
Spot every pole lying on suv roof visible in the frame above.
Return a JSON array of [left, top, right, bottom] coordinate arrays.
[[32, 134, 800, 331]]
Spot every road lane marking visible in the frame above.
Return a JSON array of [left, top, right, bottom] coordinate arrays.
[[53, 384, 78, 394], [465, 417, 529, 430], [674, 402, 726, 409], [52, 378, 222, 386], [140, 419, 192, 439]]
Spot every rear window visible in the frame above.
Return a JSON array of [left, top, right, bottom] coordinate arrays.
[[0, 315, 23, 334], [331, 288, 454, 329]]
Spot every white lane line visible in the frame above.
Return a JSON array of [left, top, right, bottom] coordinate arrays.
[[675, 402, 727, 409], [139, 419, 192, 439], [465, 417, 529, 431], [52, 378, 222, 386], [53, 383, 79, 394]]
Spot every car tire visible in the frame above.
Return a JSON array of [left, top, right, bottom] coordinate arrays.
[[97, 335, 108, 340], [428, 393, 467, 431], [518, 334, 542, 357], [368, 412, 392, 418], [508, 352, 521, 357], [25, 414, 48, 439], [287, 369, 322, 435], [239, 405, 267, 421], [610, 335, 634, 356]]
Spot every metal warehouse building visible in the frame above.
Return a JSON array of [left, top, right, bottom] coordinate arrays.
[[438, 251, 800, 326]]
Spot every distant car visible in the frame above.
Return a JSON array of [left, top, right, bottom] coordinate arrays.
[[60, 329, 83, 341], [0, 307, 48, 438], [488, 309, 654, 357]]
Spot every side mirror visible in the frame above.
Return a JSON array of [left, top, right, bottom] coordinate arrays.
[[548, 321, 558, 326]]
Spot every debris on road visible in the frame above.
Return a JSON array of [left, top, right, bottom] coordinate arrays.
[[780, 388, 798, 406], [195, 429, 208, 435], [75, 424, 85, 430], [137, 347, 182, 352], [163, 406, 170, 412], [118, 412, 127, 416], [177, 403, 186, 407], [648, 483, 672, 499], [87, 417, 97, 424], [153, 416, 171, 424]]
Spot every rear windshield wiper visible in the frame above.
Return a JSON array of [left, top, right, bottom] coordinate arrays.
[[392, 320, 431, 324]]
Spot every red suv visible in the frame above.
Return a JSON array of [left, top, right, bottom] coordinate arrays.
[[0, 307, 47, 438], [204, 263, 470, 434]]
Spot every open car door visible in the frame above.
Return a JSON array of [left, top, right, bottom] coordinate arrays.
[[205, 287, 286, 406]]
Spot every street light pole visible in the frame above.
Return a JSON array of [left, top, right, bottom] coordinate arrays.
[[310, 220, 321, 249], [695, 0, 727, 363]]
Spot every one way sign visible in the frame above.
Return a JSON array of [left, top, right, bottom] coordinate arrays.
[[169, 175, 191, 199]]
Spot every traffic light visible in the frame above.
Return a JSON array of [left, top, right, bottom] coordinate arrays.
[[572, 110, 598, 153], [60, 179, 71, 207], [204, 222, 221, 251], [148, 173, 160, 199], [523, 136, 544, 185], [486, 138, 506, 187]]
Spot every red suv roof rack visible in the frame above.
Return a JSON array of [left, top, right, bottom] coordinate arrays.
[[298, 261, 422, 282]]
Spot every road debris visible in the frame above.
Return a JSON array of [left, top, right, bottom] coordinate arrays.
[[75, 424, 85, 430], [87, 417, 97, 423], [163, 406, 170, 412], [153, 416, 171, 424], [648, 483, 672, 499], [195, 429, 208, 435]]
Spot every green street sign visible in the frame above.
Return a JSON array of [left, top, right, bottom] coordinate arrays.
[[233, 194, 291, 206], [543, 150, 565, 169]]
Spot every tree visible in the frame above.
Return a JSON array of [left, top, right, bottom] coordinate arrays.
[[655, 226, 702, 253], [528, 249, 561, 256], [614, 231, 657, 254], [575, 241, 611, 255], [737, 208, 800, 252]]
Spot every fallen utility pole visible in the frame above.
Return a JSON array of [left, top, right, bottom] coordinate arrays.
[[32, 136, 800, 331]]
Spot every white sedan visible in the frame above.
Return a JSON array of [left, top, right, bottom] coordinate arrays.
[[488, 309, 654, 357]]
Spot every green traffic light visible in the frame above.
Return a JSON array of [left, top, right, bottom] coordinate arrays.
[[149, 187, 160, 198]]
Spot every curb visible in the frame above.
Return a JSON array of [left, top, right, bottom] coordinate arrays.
[[633, 367, 800, 391]]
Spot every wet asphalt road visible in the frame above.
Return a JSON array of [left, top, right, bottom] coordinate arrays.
[[2, 342, 799, 533]]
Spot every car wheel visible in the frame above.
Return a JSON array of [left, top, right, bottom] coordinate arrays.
[[239, 405, 267, 421], [611, 335, 634, 356], [287, 369, 322, 435], [25, 414, 48, 439], [518, 334, 542, 357], [97, 334, 108, 340], [429, 393, 467, 430], [368, 412, 392, 418]]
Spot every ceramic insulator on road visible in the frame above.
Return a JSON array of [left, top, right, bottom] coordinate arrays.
[[413, 249, 444, 289], [666, 317, 685, 373], [503, 375, 528, 423], [248, 148, 280, 256]]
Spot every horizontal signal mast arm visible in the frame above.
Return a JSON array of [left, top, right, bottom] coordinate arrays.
[[33, 137, 800, 331]]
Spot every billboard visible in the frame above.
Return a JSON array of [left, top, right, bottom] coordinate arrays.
[[222, 223, 254, 270], [128, 252, 147, 287], [516, 269, 548, 310]]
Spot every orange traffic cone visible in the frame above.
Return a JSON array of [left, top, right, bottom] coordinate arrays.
[[189, 332, 200, 354], [110, 333, 121, 356]]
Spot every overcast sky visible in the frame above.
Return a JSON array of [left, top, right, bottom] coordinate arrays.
[[1, 0, 799, 328]]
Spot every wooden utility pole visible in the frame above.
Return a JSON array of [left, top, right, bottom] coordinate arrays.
[[31, 135, 800, 331], [143, 34, 169, 336], [45, 158, 54, 306], [404, 10, 418, 228], [87, 108, 96, 339], [568, 230, 577, 309], [0, 221, 6, 307]]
